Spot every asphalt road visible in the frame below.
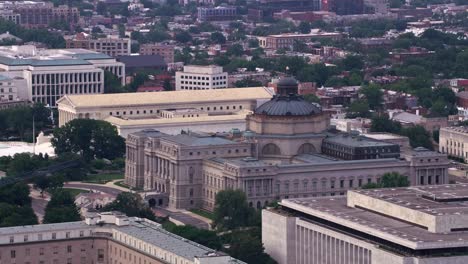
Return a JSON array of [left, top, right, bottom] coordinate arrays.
[[31, 196, 47, 222]]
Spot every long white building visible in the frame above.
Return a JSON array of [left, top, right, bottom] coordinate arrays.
[[0, 45, 125, 106]]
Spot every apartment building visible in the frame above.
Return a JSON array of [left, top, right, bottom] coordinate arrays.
[[0, 212, 244, 264], [263, 184, 468, 264], [197, 6, 237, 22], [0, 1, 79, 28], [257, 31, 344, 49], [139, 43, 175, 63], [175, 65, 228, 90], [65, 33, 131, 57], [0, 45, 125, 107]]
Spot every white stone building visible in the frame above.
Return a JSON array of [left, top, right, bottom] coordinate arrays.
[[263, 184, 468, 264], [0, 45, 125, 106], [57, 87, 274, 137], [0, 73, 28, 102], [439, 126, 468, 162], [175, 65, 228, 90]]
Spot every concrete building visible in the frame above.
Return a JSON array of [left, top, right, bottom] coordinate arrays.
[[0, 1, 79, 28], [321, 133, 400, 160], [124, 78, 449, 211], [139, 43, 175, 63], [197, 6, 237, 22], [0, 211, 243, 264], [0, 45, 125, 106], [439, 126, 468, 162], [364, 0, 389, 14], [65, 33, 131, 57], [263, 184, 468, 264], [0, 10, 21, 24], [390, 111, 448, 133], [257, 31, 344, 49], [175, 65, 228, 90], [0, 74, 28, 102], [57, 87, 274, 136]]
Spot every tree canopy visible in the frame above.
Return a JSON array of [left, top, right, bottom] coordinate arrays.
[[362, 172, 410, 189], [212, 190, 259, 230], [103, 192, 156, 221], [43, 188, 81, 224], [51, 119, 125, 160]]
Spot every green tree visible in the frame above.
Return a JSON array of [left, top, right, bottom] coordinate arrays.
[[0, 203, 37, 227], [370, 115, 402, 134], [164, 225, 222, 250], [213, 190, 257, 230], [211, 32, 226, 44], [227, 44, 244, 57], [401, 126, 433, 150], [51, 119, 125, 160], [103, 192, 156, 221], [362, 172, 410, 189], [175, 30, 192, 43], [342, 55, 364, 71], [346, 100, 371, 118], [43, 189, 81, 224], [104, 71, 124, 93], [234, 78, 262, 88], [298, 21, 311, 34], [303, 94, 320, 104], [223, 230, 277, 264], [360, 84, 383, 110]]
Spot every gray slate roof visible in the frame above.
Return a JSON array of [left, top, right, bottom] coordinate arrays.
[[255, 95, 322, 116]]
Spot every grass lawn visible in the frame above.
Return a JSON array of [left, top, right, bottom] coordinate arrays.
[[62, 188, 88, 198], [114, 180, 130, 189], [190, 208, 214, 220], [84, 173, 124, 184]]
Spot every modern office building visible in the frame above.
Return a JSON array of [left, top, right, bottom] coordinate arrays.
[[263, 184, 468, 264], [57, 87, 274, 136], [257, 31, 344, 49], [0, 45, 125, 106], [197, 6, 237, 22], [65, 33, 131, 57], [439, 126, 468, 162], [139, 43, 175, 63], [124, 78, 449, 211], [175, 65, 228, 90], [0, 211, 244, 264]]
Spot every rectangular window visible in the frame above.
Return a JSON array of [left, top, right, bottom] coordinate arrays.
[[10, 250, 15, 258], [67, 245, 72, 253]]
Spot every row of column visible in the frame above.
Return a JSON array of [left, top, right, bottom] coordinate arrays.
[[58, 110, 76, 127], [296, 225, 371, 264], [244, 179, 273, 197]]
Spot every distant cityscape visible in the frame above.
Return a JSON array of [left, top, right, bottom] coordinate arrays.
[[0, 0, 467, 263]]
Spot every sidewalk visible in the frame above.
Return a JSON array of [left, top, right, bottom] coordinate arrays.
[[66, 180, 131, 192]]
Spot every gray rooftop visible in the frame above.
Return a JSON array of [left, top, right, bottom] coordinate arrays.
[[323, 134, 397, 148], [165, 134, 237, 147], [281, 184, 468, 250]]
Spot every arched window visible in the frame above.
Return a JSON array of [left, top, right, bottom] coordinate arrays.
[[262, 143, 281, 155], [297, 143, 316, 155], [256, 201, 262, 209]]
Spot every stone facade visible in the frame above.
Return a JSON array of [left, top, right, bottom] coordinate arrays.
[[125, 78, 449, 211], [439, 126, 468, 162], [0, 212, 242, 264]]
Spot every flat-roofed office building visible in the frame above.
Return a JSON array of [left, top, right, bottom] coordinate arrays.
[[0, 45, 125, 106], [263, 184, 468, 264], [175, 65, 228, 90], [0, 212, 244, 264]]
